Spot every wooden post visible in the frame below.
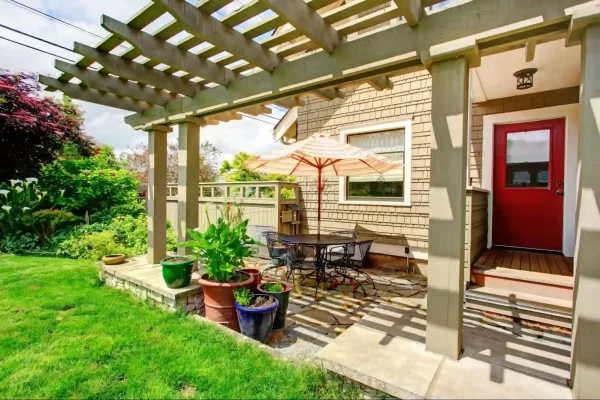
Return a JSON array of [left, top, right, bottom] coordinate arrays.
[[571, 21, 600, 399], [177, 121, 200, 255], [274, 183, 282, 233], [146, 125, 171, 264], [426, 56, 469, 360]]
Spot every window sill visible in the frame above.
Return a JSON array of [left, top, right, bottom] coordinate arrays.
[[338, 199, 412, 207]]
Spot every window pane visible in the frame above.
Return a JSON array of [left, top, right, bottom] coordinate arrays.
[[347, 129, 405, 200], [505, 130, 550, 188]]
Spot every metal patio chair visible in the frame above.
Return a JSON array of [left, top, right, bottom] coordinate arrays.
[[328, 239, 376, 296]]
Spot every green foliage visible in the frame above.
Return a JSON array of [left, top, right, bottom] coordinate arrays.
[[262, 282, 285, 293], [1, 232, 40, 254], [233, 287, 254, 307], [181, 205, 256, 282], [39, 147, 141, 218], [57, 215, 177, 260], [24, 209, 79, 243], [0, 178, 46, 237]]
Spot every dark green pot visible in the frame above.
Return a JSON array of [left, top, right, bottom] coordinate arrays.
[[160, 256, 194, 289], [258, 282, 292, 330]]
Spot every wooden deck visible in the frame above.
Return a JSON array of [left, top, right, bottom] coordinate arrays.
[[474, 248, 573, 277]]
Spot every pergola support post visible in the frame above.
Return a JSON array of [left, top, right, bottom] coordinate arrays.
[[146, 125, 171, 264], [571, 21, 600, 399], [177, 121, 200, 256], [425, 56, 469, 360]]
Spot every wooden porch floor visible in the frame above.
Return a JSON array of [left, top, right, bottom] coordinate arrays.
[[474, 248, 574, 277]]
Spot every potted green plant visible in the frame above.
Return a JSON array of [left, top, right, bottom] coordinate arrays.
[[181, 205, 255, 331], [234, 287, 279, 343], [258, 282, 292, 330], [160, 256, 194, 289]]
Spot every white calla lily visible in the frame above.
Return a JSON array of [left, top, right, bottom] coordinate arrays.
[[0, 190, 9, 197], [14, 186, 23, 193], [60, 189, 66, 197], [22, 207, 30, 212], [25, 177, 38, 184], [1, 205, 11, 212], [9, 179, 21, 187]]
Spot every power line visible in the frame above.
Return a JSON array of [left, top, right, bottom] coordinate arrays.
[[0, 35, 75, 62], [2, 0, 129, 50], [240, 113, 276, 125], [259, 113, 281, 122], [0, 23, 72, 52], [3, 0, 104, 39]]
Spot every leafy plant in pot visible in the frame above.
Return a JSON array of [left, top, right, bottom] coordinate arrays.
[[258, 282, 292, 330], [160, 256, 194, 289], [233, 287, 278, 343], [181, 204, 256, 331]]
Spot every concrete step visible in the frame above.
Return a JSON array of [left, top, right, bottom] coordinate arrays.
[[465, 285, 572, 329], [471, 267, 573, 301]]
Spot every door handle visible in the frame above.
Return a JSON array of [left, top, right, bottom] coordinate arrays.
[[556, 189, 564, 195]]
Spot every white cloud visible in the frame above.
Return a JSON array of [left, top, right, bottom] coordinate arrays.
[[0, 0, 284, 164]]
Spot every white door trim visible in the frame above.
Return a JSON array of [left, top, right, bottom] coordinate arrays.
[[482, 104, 579, 257]]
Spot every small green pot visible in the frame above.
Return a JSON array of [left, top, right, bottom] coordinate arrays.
[[160, 256, 194, 289]]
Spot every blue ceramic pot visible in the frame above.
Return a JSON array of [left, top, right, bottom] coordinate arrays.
[[234, 295, 279, 343]]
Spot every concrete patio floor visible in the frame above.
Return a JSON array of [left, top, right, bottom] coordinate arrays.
[[252, 259, 573, 399]]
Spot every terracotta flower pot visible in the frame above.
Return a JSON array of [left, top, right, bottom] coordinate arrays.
[[238, 268, 261, 293], [102, 254, 126, 265], [198, 271, 253, 331], [258, 282, 292, 330]]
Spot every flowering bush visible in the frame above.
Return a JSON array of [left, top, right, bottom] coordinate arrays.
[[0, 71, 94, 182], [181, 205, 256, 282]]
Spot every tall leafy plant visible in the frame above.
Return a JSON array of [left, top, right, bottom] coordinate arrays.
[[0, 178, 46, 236], [181, 205, 256, 282]]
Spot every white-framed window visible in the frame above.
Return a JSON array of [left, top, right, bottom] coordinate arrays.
[[339, 118, 412, 206]]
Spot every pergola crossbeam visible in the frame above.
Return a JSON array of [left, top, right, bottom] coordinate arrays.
[[39, 75, 154, 113], [393, 0, 421, 26], [152, 0, 282, 72], [124, 0, 579, 128], [367, 76, 394, 91], [258, 0, 342, 53], [54, 60, 174, 106], [73, 42, 202, 97], [313, 88, 345, 100], [101, 15, 237, 86]]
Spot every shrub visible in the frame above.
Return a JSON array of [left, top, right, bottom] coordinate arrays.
[[57, 215, 177, 260], [0, 178, 45, 237], [25, 209, 79, 242], [39, 147, 141, 219]]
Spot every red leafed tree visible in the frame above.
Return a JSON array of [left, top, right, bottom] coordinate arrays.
[[0, 70, 94, 183]]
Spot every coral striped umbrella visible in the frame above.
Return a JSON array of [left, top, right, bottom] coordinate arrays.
[[245, 132, 401, 237]]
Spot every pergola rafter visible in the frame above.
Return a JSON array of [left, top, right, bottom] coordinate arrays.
[[38, 0, 588, 131]]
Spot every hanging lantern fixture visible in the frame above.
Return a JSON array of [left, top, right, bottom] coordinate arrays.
[[513, 68, 538, 90]]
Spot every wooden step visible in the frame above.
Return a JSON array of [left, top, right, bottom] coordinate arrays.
[[471, 267, 573, 301], [465, 285, 572, 329]]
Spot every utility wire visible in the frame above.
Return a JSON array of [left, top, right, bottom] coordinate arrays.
[[0, 35, 75, 62], [2, 0, 129, 50], [0, 23, 72, 52], [239, 113, 276, 125], [259, 113, 281, 122]]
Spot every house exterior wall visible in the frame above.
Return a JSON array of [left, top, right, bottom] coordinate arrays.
[[295, 71, 579, 261], [297, 70, 433, 259]]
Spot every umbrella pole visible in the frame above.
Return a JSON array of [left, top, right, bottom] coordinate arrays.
[[317, 167, 322, 239]]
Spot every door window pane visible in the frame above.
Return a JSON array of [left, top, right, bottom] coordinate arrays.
[[505, 130, 550, 188]]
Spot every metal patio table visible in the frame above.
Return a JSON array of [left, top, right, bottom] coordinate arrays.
[[281, 234, 355, 296]]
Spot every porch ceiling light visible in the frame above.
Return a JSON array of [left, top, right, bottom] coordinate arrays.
[[513, 68, 538, 90]]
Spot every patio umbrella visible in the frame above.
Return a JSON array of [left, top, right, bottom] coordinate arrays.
[[245, 132, 402, 237]]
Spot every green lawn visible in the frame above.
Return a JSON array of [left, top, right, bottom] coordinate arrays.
[[0, 256, 359, 399]]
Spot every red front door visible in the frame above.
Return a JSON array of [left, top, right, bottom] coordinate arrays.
[[492, 119, 565, 251]]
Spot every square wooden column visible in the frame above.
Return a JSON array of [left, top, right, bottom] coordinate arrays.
[[426, 56, 469, 360], [177, 121, 200, 255], [146, 125, 171, 264], [571, 21, 600, 399]]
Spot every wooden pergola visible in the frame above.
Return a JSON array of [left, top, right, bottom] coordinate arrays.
[[38, 1, 600, 397]]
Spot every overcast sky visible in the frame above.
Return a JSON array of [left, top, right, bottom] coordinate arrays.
[[0, 0, 285, 164]]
